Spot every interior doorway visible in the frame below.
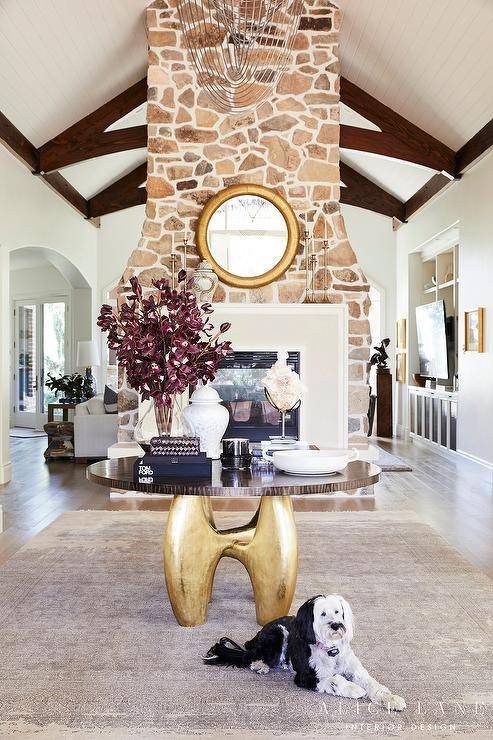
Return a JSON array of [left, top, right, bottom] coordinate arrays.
[[12, 297, 69, 429]]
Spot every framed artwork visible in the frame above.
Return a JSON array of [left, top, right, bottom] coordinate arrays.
[[464, 308, 484, 352], [395, 318, 407, 349], [395, 353, 406, 383]]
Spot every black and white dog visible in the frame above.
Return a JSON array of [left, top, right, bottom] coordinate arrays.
[[204, 594, 406, 711]]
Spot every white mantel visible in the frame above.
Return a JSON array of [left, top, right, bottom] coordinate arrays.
[[212, 303, 348, 449]]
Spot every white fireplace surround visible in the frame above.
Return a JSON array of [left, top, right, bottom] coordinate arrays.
[[212, 304, 349, 449]]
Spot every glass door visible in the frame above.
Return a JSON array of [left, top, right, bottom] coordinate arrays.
[[42, 301, 67, 412], [13, 298, 69, 428], [14, 303, 38, 427]]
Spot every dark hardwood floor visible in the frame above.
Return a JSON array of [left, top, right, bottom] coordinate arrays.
[[1, 436, 492, 578]]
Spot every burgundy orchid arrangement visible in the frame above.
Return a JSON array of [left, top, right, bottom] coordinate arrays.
[[97, 270, 232, 435]]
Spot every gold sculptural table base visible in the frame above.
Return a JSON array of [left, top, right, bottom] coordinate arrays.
[[163, 495, 298, 627], [87, 458, 381, 628]]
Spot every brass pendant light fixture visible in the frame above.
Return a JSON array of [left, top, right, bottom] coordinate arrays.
[[178, 0, 303, 113]]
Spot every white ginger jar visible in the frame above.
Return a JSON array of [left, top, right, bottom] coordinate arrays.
[[182, 383, 229, 459]]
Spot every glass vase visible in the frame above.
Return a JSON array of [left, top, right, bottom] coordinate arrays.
[[134, 394, 184, 449]]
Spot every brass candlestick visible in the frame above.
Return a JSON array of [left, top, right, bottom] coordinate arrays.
[[182, 234, 189, 277], [170, 253, 178, 290], [321, 239, 330, 302], [301, 228, 312, 303], [174, 233, 190, 283], [307, 253, 318, 303]]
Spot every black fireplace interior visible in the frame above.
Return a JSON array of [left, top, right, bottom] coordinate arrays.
[[210, 351, 300, 442]]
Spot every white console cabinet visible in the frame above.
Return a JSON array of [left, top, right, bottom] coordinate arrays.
[[408, 387, 458, 452]]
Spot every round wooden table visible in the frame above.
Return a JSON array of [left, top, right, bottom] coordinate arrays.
[[87, 458, 380, 628]]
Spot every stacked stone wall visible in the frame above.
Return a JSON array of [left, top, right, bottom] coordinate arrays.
[[118, 0, 371, 441]]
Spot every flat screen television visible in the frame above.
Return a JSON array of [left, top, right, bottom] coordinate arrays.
[[415, 299, 449, 379]]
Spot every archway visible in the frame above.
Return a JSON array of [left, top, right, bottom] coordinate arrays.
[[9, 246, 92, 431], [1, 247, 93, 482]]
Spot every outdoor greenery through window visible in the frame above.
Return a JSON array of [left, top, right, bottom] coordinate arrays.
[[43, 302, 66, 411]]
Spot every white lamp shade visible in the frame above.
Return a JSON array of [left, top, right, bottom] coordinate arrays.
[[77, 340, 100, 367]]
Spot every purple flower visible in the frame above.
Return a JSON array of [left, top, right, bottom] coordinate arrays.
[[97, 274, 233, 406]]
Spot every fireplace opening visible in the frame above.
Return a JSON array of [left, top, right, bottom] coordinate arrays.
[[210, 351, 300, 441]]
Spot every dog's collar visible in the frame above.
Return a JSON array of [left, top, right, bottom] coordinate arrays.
[[315, 641, 339, 656]]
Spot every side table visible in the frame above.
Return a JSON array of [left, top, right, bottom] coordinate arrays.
[[87, 458, 381, 627], [47, 402, 76, 423], [43, 421, 75, 461]]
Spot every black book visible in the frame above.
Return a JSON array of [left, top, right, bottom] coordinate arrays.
[[133, 453, 212, 482]]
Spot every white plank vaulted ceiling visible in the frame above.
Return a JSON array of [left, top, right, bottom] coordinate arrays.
[[0, 0, 149, 146], [338, 0, 493, 150], [0, 0, 492, 210]]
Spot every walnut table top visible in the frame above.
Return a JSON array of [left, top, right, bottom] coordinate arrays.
[[87, 457, 380, 497]]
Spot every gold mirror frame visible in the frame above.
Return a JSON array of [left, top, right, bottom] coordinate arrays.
[[196, 184, 300, 289]]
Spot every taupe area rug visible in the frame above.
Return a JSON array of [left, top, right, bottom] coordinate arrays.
[[0, 510, 491, 739], [371, 445, 413, 472], [9, 427, 46, 439]]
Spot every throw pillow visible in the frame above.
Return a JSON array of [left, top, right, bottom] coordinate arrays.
[[86, 395, 106, 415], [103, 385, 118, 414]]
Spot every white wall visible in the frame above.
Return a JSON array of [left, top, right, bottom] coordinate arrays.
[[97, 206, 145, 298], [10, 264, 69, 297], [396, 151, 493, 466], [0, 147, 98, 482], [0, 149, 98, 292], [342, 204, 396, 346]]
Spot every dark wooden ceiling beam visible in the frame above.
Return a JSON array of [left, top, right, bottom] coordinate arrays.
[[456, 117, 493, 173], [4, 71, 493, 226], [41, 126, 147, 172], [0, 108, 91, 219], [0, 106, 145, 222], [0, 111, 39, 170], [403, 115, 493, 219], [403, 173, 453, 221], [39, 172, 88, 217], [340, 77, 456, 176], [340, 162, 405, 221], [340, 125, 453, 173], [39, 78, 147, 172], [88, 163, 147, 218]]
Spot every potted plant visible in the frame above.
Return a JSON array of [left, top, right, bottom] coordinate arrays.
[[97, 271, 232, 436], [45, 372, 93, 404]]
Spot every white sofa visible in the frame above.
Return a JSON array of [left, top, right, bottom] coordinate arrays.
[[74, 394, 118, 461]]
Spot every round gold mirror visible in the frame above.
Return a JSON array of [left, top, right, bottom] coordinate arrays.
[[196, 184, 300, 289]]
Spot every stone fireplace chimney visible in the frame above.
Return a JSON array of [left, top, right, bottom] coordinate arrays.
[[118, 0, 371, 442]]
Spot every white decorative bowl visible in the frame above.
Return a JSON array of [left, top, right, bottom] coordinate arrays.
[[266, 448, 358, 476]]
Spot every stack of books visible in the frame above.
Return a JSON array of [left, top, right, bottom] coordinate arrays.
[[134, 435, 211, 483]]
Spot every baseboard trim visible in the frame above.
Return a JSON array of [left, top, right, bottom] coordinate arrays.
[[410, 435, 457, 461], [411, 436, 493, 480], [456, 447, 493, 478], [0, 461, 12, 485]]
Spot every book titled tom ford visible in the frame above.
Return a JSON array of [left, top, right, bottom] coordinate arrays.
[[133, 453, 212, 484]]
